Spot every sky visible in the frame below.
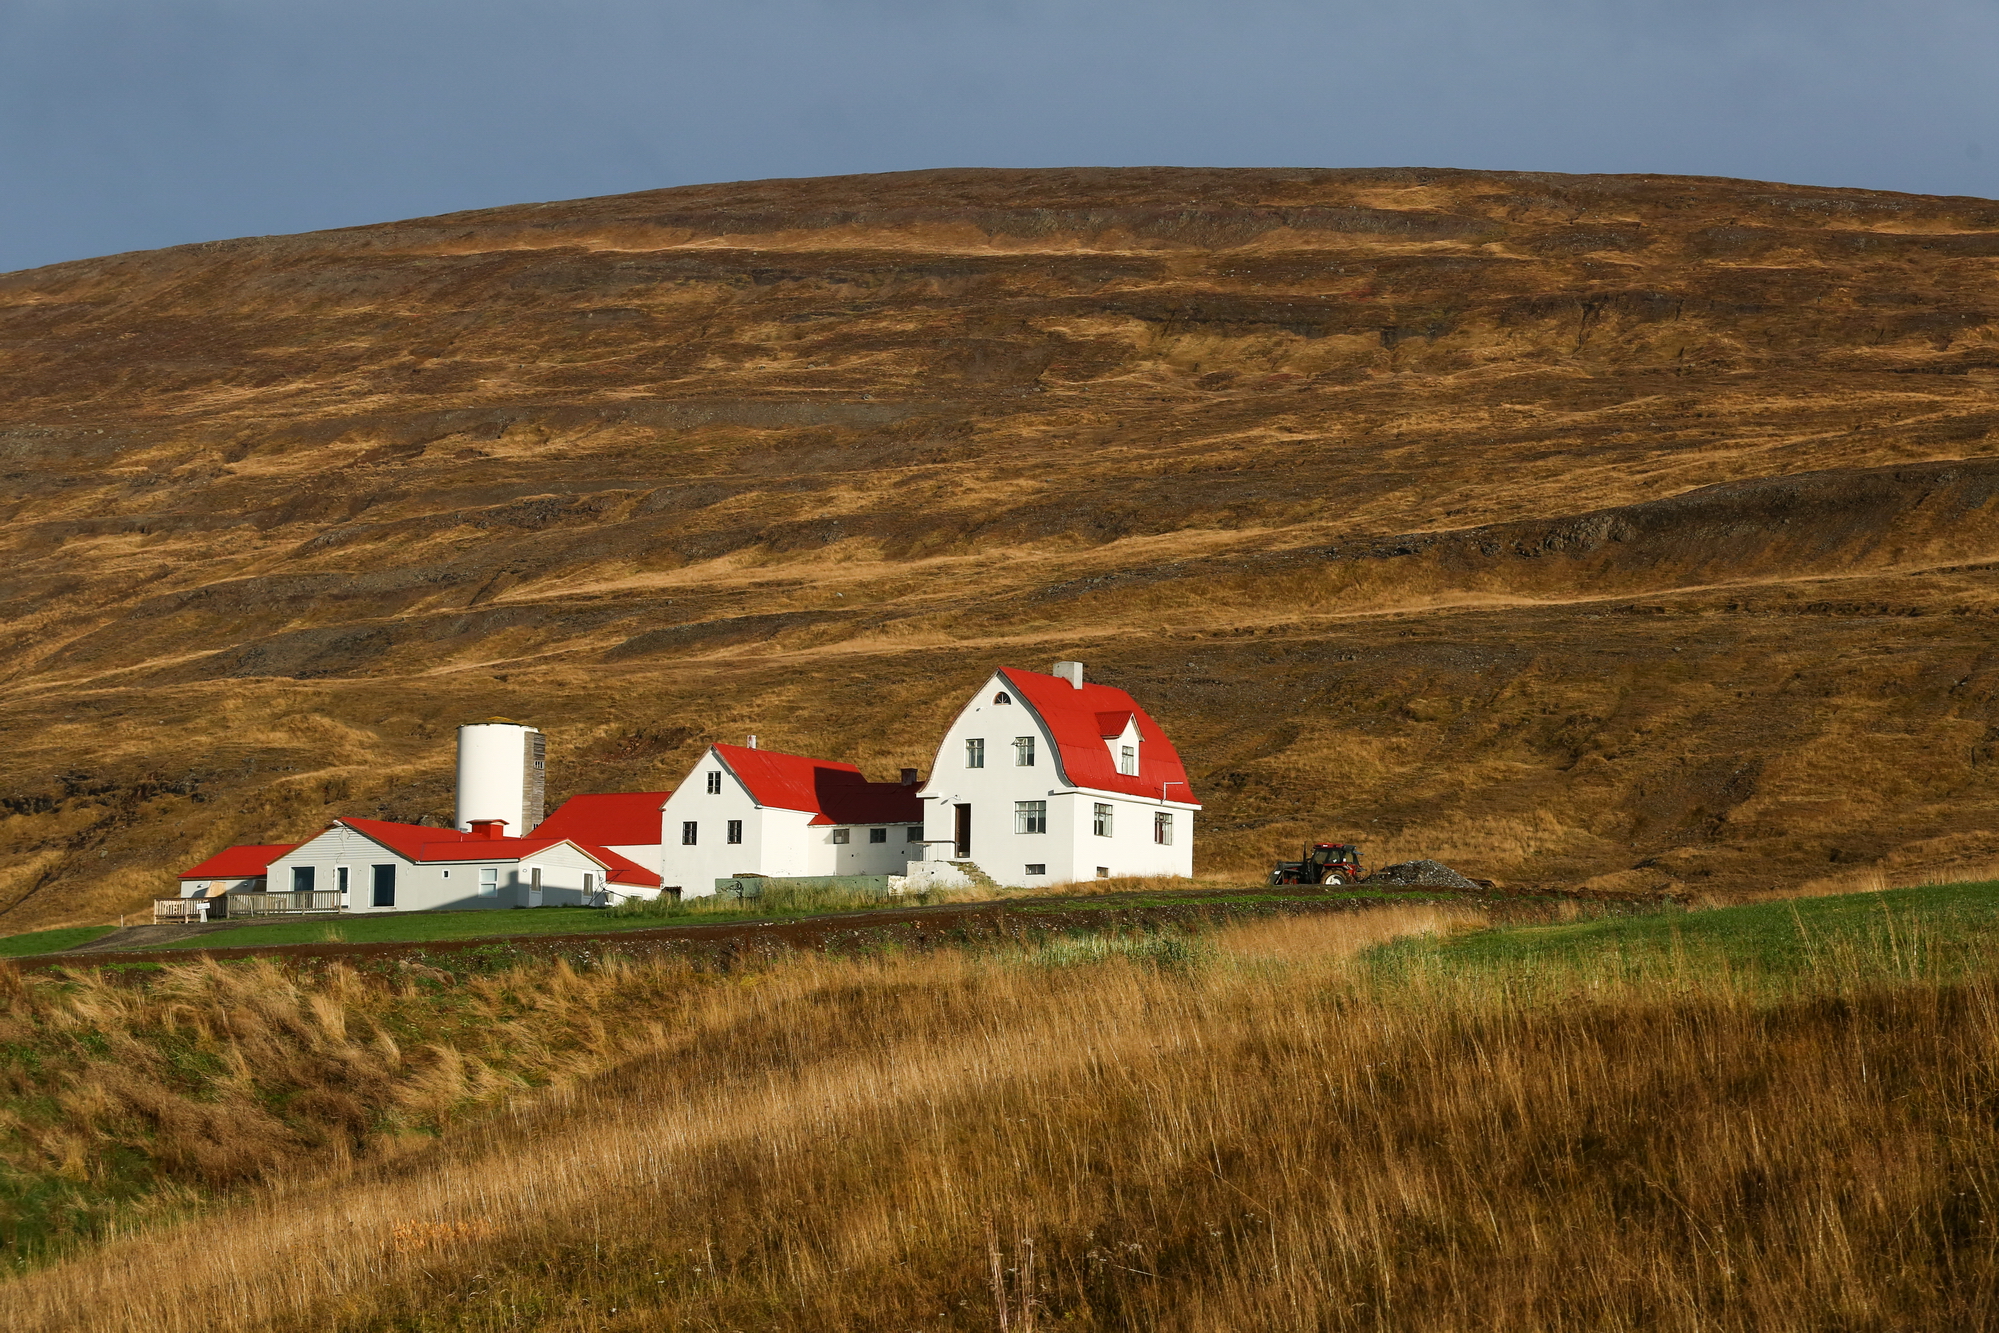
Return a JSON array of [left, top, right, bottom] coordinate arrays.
[[3, 0, 1997, 275]]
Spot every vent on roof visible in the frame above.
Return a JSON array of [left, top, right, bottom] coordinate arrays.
[[1054, 661, 1084, 689]]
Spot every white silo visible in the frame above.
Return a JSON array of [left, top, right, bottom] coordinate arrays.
[[454, 720, 546, 833]]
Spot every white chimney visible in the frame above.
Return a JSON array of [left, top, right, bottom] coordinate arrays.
[[1054, 661, 1084, 689], [747, 734, 758, 749]]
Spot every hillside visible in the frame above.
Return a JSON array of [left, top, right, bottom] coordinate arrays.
[[6, 166, 1999, 926]]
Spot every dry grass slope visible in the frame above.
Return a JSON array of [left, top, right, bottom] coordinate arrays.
[[6, 167, 1999, 922], [7, 903, 1999, 1331]]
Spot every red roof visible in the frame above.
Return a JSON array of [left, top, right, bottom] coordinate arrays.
[[999, 668, 1198, 804], [712, 743, 923, 826], [179, 843, 299, 879], [535, 791, 671, 846], [333, 818, 662, 888]]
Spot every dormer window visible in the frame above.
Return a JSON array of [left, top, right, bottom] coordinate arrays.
[[1119, 745, 1137, 776], [994, 691, 1013, 705]]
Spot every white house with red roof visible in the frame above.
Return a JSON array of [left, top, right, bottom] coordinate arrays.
[[915, 661, 1197, 887], [533, 791, 674, 899], [260, 816, 660, 912], [659, 742, 925, 896], [177, 843, 299, 900]]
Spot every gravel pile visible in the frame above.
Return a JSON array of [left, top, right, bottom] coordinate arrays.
[[1364, 859, 1483, 890]]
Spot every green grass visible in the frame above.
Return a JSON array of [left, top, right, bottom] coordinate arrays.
[[0, 926, 116, 958], [140, 906, 776, 951], [1381, 879, 1999, 983]]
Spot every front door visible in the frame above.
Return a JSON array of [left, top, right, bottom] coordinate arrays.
[[954, 804, 972, 858]]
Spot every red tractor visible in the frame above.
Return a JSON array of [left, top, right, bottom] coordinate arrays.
[[1269, 842, 1364, 887]]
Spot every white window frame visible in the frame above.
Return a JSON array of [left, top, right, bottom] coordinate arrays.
[[1120, 745, 1137, 776], [1014, 736, 1036, 767], [966, 738, 985, 768], [478, 867, 499, 896], [682, 820, 698, 846], [832, 828, 851, 844], [1154, 811, 1173, 845], [1015, 800, 1047, 834], [1093, 803, 1114, 837], [707, 770, 723, 794], [727, 819, 744, 845]]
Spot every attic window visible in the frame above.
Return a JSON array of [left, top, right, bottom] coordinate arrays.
[[1119, 745, 1137, 776], [706, 771, 722, 794], [993, 691, 1013, 705]]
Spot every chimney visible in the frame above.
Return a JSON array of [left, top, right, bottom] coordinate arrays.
[[901, 768, 919, 785], [469, 819, 507, 840], [747, 734, 758, 749], [1054, 660, 1084, 689]]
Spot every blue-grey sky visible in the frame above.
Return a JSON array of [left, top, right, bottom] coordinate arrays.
[[3, 0, 1996, 275]]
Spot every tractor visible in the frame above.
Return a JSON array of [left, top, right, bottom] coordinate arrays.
[[1269, 842, 1364, 887]]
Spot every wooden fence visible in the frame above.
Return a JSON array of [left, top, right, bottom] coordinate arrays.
[[225, 890, 345, 917]]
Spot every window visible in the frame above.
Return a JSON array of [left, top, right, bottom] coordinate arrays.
[[371, 864, 396, 908], [583, 872, 596, 896], [1015, 800, 1047, 834], [336, 866, 350, 899], [441, 869, 450, 878], [1120, 745, 1137, 776], [478, 867, 499, 896], [832, 828, 851, 844], [994, 691, 1012, 705], [869, 827, 888, 843], [1154, 811, 1174, 845], [1025, 863, 1046, 876], [682, 820, 698, 846], [292, 865, 315, 894], [1014, 736, 1036, 767], [966, 738, 985, 768], [906, 826, 924, 842], [1096, 866, 1110, 879], [706, 770, 722, 794], [727, 819, 743, 845], [1093, 803, 1114, 837]]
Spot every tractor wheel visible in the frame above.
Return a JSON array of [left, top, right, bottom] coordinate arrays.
[[1321, 870, 1353, 887]]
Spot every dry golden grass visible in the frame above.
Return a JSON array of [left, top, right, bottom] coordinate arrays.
[[9, 901, 1999, 1331]]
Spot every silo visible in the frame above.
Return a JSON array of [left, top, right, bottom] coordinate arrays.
[[454, 721, 546, 833]]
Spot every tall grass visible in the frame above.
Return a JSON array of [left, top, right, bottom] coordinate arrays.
[[11, 895, 1999, 1330]]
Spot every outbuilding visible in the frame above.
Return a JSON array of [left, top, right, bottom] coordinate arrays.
[[175, 843, 299, 901], [264, 816, 659, 912]]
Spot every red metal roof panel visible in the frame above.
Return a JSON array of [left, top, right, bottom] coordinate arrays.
[[178, 843, 300, 879], [999, 668, 1198, 804]]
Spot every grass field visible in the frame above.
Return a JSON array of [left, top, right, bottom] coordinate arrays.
[[11, 880, 1999, 1330], [11, 878, 1354, 955], [0, 927, 114, 958]]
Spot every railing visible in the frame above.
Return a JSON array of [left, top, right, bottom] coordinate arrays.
[[153, 898, 211, 924], [227, 891, 345, 917]]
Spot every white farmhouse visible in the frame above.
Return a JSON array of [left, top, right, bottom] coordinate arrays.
[[659, 743, 924, 896], [915, 661, 1197, 888], [263, 816, 660, 912]]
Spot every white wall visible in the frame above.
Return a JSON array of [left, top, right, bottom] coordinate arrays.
[[917, 672, 1196, 887]]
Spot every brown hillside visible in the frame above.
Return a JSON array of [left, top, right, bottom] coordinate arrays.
[[5, 165, 1999, 926]]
